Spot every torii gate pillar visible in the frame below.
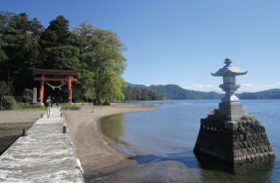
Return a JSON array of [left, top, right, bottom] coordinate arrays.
[[40, 75, 45, 103], [68, 75, 72, 103], [30, 68, 81, 104]]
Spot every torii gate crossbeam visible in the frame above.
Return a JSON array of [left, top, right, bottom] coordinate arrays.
[[30, 68, 81, 103]]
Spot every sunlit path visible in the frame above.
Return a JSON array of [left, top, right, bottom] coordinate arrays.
[[0, 107, 84, 182]]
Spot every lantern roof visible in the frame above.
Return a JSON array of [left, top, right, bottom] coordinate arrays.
[[211, 58, 247, 77]]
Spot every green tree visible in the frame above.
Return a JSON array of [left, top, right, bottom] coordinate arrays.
[[40, 15, 80, 69], [0, 11, 14, 65], [40, 15, 72, 48], [0, 80, 14, 110], [2, 96, 16, 110], [72, 22, 127, 104], [41, 45, 80, 69], [39, 15, 82, 102], [0, 11, 44, 95]]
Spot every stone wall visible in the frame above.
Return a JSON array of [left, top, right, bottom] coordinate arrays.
[[194, 118, 275, 166]]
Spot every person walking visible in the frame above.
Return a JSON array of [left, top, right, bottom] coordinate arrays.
[[45, 96, 51, 118]]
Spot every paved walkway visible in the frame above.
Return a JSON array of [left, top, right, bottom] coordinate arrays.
[[0, 108, 85, 183]]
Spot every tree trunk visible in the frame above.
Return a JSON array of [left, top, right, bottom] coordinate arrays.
[[0, 95, 3, 110]]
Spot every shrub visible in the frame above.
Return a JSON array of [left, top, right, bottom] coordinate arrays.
[[61, 103, 79, 108], [21, 88, 33, 103], [2, 96, 16, 110], [240, 115, 256, 121], [16, 102, 44, 109]]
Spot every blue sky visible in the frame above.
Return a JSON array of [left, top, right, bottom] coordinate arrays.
[[2, 0, 280, 93]]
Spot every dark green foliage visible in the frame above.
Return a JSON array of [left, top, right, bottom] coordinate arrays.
[[41, 45, 80, 69], [123, 86, 165, 101], [40, 15, 72, 47], [0, 11, 44, 94], [0, 80, 14, 110], [0, 11, 127, 104], [21, 88, 33, 103], [2, 96, 16, 109], [40, 15, 79, 70]]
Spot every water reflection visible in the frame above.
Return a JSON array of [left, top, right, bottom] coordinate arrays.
[[129, 152, 274, 183], [196, 154, 274, 183], [98, 100, 279, 183], [101, 114, 128, 147]]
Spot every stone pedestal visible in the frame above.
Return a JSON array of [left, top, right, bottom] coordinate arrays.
[[194, 113, 275, 166], [194, 58, 275, 165]]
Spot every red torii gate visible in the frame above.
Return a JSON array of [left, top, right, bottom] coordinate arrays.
[[30, 68, 81, 103]]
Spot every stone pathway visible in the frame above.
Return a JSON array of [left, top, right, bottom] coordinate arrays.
[[0, 108, 85, 183]]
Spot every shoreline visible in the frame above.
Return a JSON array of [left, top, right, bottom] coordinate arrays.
[[63, 103, 157, 182]]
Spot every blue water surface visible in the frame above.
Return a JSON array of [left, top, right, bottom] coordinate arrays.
[[100, 100, 280, 183]]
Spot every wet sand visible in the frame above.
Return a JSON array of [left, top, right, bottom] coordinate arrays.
[[63, 103, 157, 181]]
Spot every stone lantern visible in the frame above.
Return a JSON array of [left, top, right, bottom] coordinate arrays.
[[211, 58, 247, 103], [207, 58, 250, 122], [193, 58, 275, 166]]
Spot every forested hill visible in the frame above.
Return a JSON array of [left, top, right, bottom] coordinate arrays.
[[126, 83, 280, 100], [126, 83, 223, 99], [122, 86, 165, 101], [237, 89, 280, 99], [149, 85, 223, 99]]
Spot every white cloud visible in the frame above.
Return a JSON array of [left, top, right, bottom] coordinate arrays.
[[259, 83, 280, 90], [191, 84, 213, 89], [239, 83, 280, 92], [192, 84, 204, 89], [243, 83, 254, 87]]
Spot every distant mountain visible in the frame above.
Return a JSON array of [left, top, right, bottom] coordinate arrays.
[[237, 89, 280, 99], [149, 84, 223, 99], [125, 82, 280, 100], [125, 83, 148, 89], [126, 83, 223, 99]]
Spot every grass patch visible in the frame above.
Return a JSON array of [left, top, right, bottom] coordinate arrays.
[[11, 108, 45, 111], [61, 103, 79, 108]]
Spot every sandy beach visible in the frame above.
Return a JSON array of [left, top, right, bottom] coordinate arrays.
[[0, 110, 45, 124], [63, 103, 157, 181], [0, 104, 156, 181]]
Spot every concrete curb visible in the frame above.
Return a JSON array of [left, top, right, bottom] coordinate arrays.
[[0, 108, 85, 182]]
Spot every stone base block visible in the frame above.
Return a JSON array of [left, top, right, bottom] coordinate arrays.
[[208, 102, 253, 121], [194, 117, 275, 166]]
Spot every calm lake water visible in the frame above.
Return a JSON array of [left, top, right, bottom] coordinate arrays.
[[100, 100, 280, 183]]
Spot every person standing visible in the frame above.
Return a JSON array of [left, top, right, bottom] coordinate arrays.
[[45, 96, 51, 118]]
